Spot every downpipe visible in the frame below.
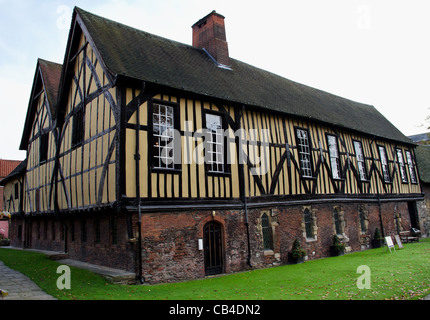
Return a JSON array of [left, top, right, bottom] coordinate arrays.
[[241, 105, 253, 268], [134, 87, 144, 284]]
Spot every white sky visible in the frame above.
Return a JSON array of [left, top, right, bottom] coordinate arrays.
[[0, 0, 429, 160]]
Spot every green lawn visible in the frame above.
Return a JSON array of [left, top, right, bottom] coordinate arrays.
[[0, 238, 429, 300]]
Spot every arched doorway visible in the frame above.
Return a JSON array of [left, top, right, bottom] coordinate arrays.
[[203, 222, 224, 276]]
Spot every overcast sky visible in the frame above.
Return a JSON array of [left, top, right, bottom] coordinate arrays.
[[0, 0, 429, 160]]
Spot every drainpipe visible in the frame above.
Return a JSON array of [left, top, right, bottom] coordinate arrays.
[[243, 191, 252, 267], [241, 105, 253, 267], [135, 90, 144, 284], [377, 197, 385, 238]]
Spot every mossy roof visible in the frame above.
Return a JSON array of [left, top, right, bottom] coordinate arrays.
[[415, 145, 430, 184], [74, 7, 412, 144]]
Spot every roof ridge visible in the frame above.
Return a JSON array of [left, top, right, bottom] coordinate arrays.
[[75, 6, 197, 51], [38, 58, 62, 67]]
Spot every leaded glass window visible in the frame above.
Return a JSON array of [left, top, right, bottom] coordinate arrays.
[[206, 113, 224, 173], [353, 140, 367, 181], [405, 150, 417, 184], [261, 213, 274, 250], [152, 103, 175, 169], [396, 149, 408, 183], [304, 208, 313, 239], [296, 128, 313, 178], [327, 134, 341, 179], [378, 146, 390, 183]]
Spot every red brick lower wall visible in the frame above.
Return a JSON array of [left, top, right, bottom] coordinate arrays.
[[9, 200, 414, 284], [139, 201, 413, 283]]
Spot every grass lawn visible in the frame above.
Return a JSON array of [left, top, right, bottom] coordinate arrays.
[[0, 238, 429, 300]]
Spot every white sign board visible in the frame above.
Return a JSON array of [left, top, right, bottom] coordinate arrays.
[[385, 236, 396, 253], [394, 235, 404, 249]]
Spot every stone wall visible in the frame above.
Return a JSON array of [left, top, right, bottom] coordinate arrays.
[[417, 184, 430, 237], [8, 199, 417, 284]]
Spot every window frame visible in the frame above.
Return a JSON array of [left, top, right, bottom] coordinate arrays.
[[396, 148, 408, 183], [378, 145, 391, 183], [149, 99, 181, 172], [14, 182, 19, 200], [71, 107, 85, 148], [326, 134, 342, 180], [405, 150, 418, 184], [203, 110, 230, 175], [304, 208, 314, 239], [295, 127, 314, 178], [39, 132, 49, 164], [261, 213, 274, 251], [353, 139, 368, 181]]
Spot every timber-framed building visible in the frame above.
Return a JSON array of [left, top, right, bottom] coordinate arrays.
[[1, 8, 425, 284]]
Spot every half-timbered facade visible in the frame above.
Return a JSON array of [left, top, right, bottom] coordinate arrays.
[[5, 8, 424, 284]]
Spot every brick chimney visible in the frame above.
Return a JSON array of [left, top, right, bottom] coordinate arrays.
[[192, 10, 230, 67]]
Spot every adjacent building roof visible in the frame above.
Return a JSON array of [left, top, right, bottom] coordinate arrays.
[[0, 160, 22, 181], [415, 145, 430, 184], [408, 132, 430, 143], [0, 159, 26, 186], [72, 7, 412, 145]]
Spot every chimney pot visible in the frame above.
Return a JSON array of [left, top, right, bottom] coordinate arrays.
[[192, 11, 230, 67]]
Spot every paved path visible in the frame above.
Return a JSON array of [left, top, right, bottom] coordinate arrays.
[[0, 261, 57, 300]]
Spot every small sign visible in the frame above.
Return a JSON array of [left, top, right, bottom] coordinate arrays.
[[385, 236, 396, 253], [394, 235, 404, 249]]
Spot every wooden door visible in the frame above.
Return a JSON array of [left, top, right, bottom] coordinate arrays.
[[204, 222, 223, 276]]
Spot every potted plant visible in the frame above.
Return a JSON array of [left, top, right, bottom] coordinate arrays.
[[371, 227, 383, 248], [330, 234, 345, 256], [288, 239, 306, 264]]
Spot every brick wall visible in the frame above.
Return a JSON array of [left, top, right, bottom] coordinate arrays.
[[8, 200, 415, 284], [138, 200, 413, 284]]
